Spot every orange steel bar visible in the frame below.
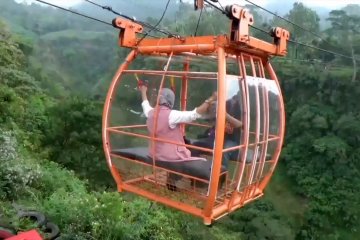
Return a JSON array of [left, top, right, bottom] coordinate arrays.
[[101, 4, 291, 225], [248, 136, 280, 145], [250, 56, 257, 77], [195, 0, 204, 10], [237, 73, 257, 203], [124, 177, 146, 184], [137, 37, 216, 54], [259, 62, 285, 191], [181, 60, 190, 112], [254, 76, 270, 189], [227, 56, 247, 209], [123, 69, 217, 78], [259, 59, 266, 78], [150, 53, 174, 183], [238, 83, 256, 204], [228, 191, 264, 212], [121, 183, 204, 218], [213, 187, 264, 219], [250, 64, 269, 198], [129, 73, 216, 81], [110, 154, 212, 184], [180, 59, 190, 134], [228, 54, 250, 210], [108, 124, 147, 129], [210, 201, 229, 219], [113, 4, 290, 56], [222, 144, 245, 153], [245, 57, 261, 200], [135, 35, 287, 56], [102, 50, 137, 191], [203, 47, 227, 225], [227, 75, 245, 186], [108, 122, 280, 141], [107, 128, 213, 153]]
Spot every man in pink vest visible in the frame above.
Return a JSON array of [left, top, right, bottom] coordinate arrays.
[[140, 85, 216, 190], [140, 86, 216, 160]]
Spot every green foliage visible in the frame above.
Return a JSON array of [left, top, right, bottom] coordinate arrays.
[[0, 1, 360, 239], [0, 130, 42, 201], [42, 96, 113, 189], [279, 62, 360, 238]]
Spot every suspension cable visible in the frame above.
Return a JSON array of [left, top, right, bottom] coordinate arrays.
[[35, 0, 112, 26], [204, 0, 358, 61], [243, 0, 329, 44], [204, 0, 225, 14], [194, 7, 203, 36], [34, 0, 157, 38], [136, 0, 173, 45], [250, 25, 270, 36], [84, 0, 177, 37], [288, 39, 358, 60]]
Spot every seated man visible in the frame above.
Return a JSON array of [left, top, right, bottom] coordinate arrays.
[[190, 94, 243, 168], [140, 85, 216, 190], [140, 85, 216, 160]]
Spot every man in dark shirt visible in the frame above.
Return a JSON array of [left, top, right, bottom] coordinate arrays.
[[222, 95, 242, 167], [189, 93, 242, 168]]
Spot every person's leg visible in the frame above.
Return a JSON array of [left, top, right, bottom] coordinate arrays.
[[222, 140, 239, 168], [189, 138, 214, 157]]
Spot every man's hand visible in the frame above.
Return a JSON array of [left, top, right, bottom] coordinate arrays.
[[207, 91, 217, 102], [139, 85, 148, 93]]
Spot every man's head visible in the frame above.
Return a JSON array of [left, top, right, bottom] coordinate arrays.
[[159, 88, 175, 109]]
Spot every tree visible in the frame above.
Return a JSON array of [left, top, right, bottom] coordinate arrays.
[[327, 10, 360, 81]]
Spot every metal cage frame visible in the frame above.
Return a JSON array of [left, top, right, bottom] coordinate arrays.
[[102, 4, 288, 225]]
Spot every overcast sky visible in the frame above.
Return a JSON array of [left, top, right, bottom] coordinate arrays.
[[15, 0, 360, 9]]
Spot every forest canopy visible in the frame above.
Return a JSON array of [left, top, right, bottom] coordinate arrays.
[[0, 0, 359, 239]]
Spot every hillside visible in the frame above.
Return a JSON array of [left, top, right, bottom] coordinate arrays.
[[0, 0, 359, 239]]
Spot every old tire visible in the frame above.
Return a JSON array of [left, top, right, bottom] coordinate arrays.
[[17, 211, 47, 227], [43, 222, 60, 240]]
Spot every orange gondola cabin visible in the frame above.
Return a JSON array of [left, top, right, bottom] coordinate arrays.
[[102, 2, 289, 225]]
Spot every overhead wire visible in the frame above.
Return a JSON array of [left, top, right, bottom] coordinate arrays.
[[34, 0, 358, 62], [243, 0, 329, 44], [272, 57, 345, 65], [35, 0, 112, 26], [288, 39, 359, 61], [218, 1, 225, 11], [84, 0, 177, 37], [136, 0, 173, 45], [214, 0, 225, 11], [204, 0, 225, 13], [249, 25, 269, 36], [34, 0, 159, 38], [205, 0, 359, 61], [271, 57, 353, 70], [250, 24, 357, 60], [194, 7, 203, 36]]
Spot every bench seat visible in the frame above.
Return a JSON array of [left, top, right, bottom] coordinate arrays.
[[111, 147, 227, 181]]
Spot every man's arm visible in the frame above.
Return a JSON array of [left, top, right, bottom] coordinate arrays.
[[168, 92, 217, 128], [195, 92, 217, 115], [140, 85, 153, 117], [226, 113, 243, 128]]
